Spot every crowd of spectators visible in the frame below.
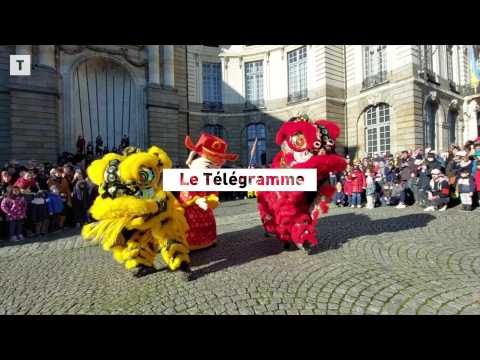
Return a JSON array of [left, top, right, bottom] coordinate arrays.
[[330, 137, 480, 212], [0, 158, 98, 243]]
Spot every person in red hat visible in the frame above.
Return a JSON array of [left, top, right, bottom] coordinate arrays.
[[179, 133, 238, 250]]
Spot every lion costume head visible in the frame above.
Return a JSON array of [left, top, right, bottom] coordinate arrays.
[[82, 146, 190, 272]]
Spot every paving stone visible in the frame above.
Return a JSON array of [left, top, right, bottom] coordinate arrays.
[[0, 200, 479, 315]]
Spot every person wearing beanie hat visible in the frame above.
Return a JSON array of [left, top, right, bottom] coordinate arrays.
[[424, 168, 450, 212], [457, 166, 476, 211], [417, 160, 430, 207]]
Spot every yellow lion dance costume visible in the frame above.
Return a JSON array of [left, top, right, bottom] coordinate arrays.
[[81, 146, 192, 279]]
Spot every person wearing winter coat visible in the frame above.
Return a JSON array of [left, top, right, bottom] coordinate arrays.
[[0, 171, 14, 198], [0, 186, 27, 242], [350, 166, 366, 208], [425, 150, 443, 175], [72, 174, 91, 227], [343, 173, 353, 206], [334, 181, 345, 207], [417, 162, 430, 207], [14, 170, 39, 193], [47, 186, 65, 232], [365, 170, 376, 209], [30, 190, 50, 236], [424, 168, 450, 212], [457, 167, 476, 211]]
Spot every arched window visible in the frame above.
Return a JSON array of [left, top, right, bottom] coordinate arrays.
[[246, 123, 267, 166], [447, 110, 457, 145], [364, 104, 391, 156], [424, 101, 437, 149], [202, 124, 225, 139]]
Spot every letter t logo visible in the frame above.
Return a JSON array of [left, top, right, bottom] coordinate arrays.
[[10, 55, 31, 76]]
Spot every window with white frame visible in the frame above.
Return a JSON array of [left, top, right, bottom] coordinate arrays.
[[202, 124, 225, 139], [246, 123, 267, 166], [424, 101, 437, 149], [363, 45, 387, 88], [419, 45, 434, 73], [365, 104, 391, 156], [447, 110, 457, 145], [446, 45, 454, 82], [287, 46, 307, 102], [202, 62, 222, 110], [245, 60, 264, 107]]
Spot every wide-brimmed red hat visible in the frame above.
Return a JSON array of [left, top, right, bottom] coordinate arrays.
[[185, 133, 238, 163]]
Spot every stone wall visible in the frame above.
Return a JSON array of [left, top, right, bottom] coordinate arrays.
[[0, 46, 11, 163], [8, 64, 60, 163]]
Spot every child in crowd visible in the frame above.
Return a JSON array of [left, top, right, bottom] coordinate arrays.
[[47, 185, 64, 232], [424, 168, 450, 212], [350, 165, 365, 208], [417, 161, 430, 207], [30, 190, 50, 236], [365, 170, 375, 209], [0, 186, 27, 242], [334, 181, 345, 207], [14, 170, 39, 193], [72, 173, 90, 227], [457, 167, 475, 211], [380, 182, 392, 206], [343, 171, 353, 206]]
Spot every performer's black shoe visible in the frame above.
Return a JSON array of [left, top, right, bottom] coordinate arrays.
[[264, 232, 270, 238], [303, 242, 316, 255], [179, 262, 193, 282], [132, 265, 157, 278], [283, 242, 292, 250]]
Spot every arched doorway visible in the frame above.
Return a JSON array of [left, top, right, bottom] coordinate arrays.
[[69, 57, 144, 152], [424, 100, 438, 149], [245, 122, 267, 167]]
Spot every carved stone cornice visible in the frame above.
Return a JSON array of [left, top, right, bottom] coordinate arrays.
[[58, 45, 147, 67]]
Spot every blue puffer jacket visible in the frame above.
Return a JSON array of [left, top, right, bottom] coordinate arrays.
[[47, 193, 64, 214]]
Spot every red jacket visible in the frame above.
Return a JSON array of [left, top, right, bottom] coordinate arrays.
[[351, 170, 366, 193], [14, 177, 38, 191]]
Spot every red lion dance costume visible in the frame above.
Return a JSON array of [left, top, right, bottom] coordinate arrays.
[[257, 115, 347, 253]]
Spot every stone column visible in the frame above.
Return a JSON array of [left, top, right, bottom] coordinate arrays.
[[148, 45, 160, 85], [38, 45, 56, 68], [16, 45, 32, 55], [163, 45, 175, 88]]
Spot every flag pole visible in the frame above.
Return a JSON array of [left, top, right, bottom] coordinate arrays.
[[248, 137, 258, 168]]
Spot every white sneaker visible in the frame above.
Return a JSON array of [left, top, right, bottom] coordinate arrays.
[[357, 205, 362, 208], [396, 203, 406, 209], [9, 236, 17, 242], [17, 234, 24, 240], [75, 223, 81, 228], [350, 205, 355, 208], [424, 206, 435, 212], [439, 205, 447, 212]]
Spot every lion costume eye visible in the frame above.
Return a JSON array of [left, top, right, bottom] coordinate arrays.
[[291, 133, 306, 149], [138, 167, 155, 186]]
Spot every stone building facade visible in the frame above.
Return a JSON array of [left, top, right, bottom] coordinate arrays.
[[0, 45, 188, 165], [345, 45, 472, 158], [0, 45, 477, 167]]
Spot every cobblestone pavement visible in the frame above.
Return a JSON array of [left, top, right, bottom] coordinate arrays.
[[1, 199, 480, 315]]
